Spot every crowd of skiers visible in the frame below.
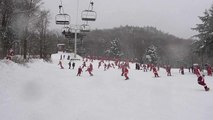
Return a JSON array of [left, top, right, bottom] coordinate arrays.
[[58, 54, 212, 91]]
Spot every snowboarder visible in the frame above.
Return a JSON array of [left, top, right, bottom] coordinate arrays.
[[77, 66, 83, 76], [197, 75, 210, 91]]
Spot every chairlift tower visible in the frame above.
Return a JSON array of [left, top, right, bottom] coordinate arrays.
[[56, 0, 97, 58]]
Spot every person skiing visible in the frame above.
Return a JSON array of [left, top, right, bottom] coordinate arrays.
[[197, 74, 210, 91], [68, 61, 71, 69], [124, 67, 129, 80], [82, 61, 86, 68], [89, 63, 93, 71], [98, 61, 102, 69], [121, 64, 125, 76], [77, 66, 83, 76], [143, 64, 147, 72], [153, 66, 159, 77], [58, 60, 64, 69], [207, 65, 212, 76], [166, 65, 171, 76], [179, 66, 184, 75], [72, 62, 75, 69], [194, 66, 201, 77], [86, 66, 93, 76]]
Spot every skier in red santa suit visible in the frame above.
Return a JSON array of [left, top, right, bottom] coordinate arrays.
[[153, 66, 159, 77], [124, 67, 129, 80], [194, 66, 201, 77], [121, 64, 125, 76], [77, 66, 83, 76], [6, 48, 14, 60], [197, 74, 210, 91], [86, 66, 93, 76], [207, 65, 212, 76], [89, 63, 93, 71]]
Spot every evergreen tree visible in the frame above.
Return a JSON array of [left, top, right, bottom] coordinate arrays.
[[192, 5, 213, 57], [105, 38, 123, 58], [144, 45, 158, 64]]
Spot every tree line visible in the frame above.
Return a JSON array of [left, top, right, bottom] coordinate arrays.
[[0, 0, 66, 60]]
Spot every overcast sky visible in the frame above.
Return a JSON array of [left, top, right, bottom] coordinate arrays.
[[41, 0, 213, 39]]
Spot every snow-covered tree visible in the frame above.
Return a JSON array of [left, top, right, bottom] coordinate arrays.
[[105, 38, 123, 58], [192, 4, 213, 57], [144, 45, 158, 64]]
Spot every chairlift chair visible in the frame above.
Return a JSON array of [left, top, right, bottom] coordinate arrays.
[[81, 10, 97, 21], [55, 13, 70, 25], [80, 24, 90, 32]]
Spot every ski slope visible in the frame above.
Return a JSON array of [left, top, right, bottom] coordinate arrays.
[[0, 53, 213, 120]]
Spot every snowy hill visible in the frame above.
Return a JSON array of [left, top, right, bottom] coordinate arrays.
[[0, 53, 213, 120]]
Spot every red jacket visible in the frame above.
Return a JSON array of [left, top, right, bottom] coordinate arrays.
[[124, 68, 128, 73]]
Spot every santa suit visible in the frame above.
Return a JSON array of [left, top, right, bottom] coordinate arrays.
[[121, 65, 125, 76], [153, 67, 159, 77], [89, 63, 93, 71], [197, 75, 209, 91], [207, 66, 212, 76], [77, 67, 83, 76], [124, 67, 129, 80], [194, 67, 201, 77], [86, 67, 93, 76]]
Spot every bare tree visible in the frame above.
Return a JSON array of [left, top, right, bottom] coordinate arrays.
[[34, 10, 50, 58]]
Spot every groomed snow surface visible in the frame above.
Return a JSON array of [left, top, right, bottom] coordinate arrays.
[[0, 53, 213, 120]]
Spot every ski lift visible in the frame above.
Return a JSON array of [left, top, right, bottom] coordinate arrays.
[[81, 10, 97, 21], [55, 5, 70, 25], [62, 26, 71, 35], [81, 1, 97, 21], [80, 24, 90, 32], [62, 30, 81, 39], [61, 26, 73, 38], [55, 13, 70, 25]]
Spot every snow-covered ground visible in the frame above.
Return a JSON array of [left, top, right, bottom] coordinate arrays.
[[0, 53, 213, 120]]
